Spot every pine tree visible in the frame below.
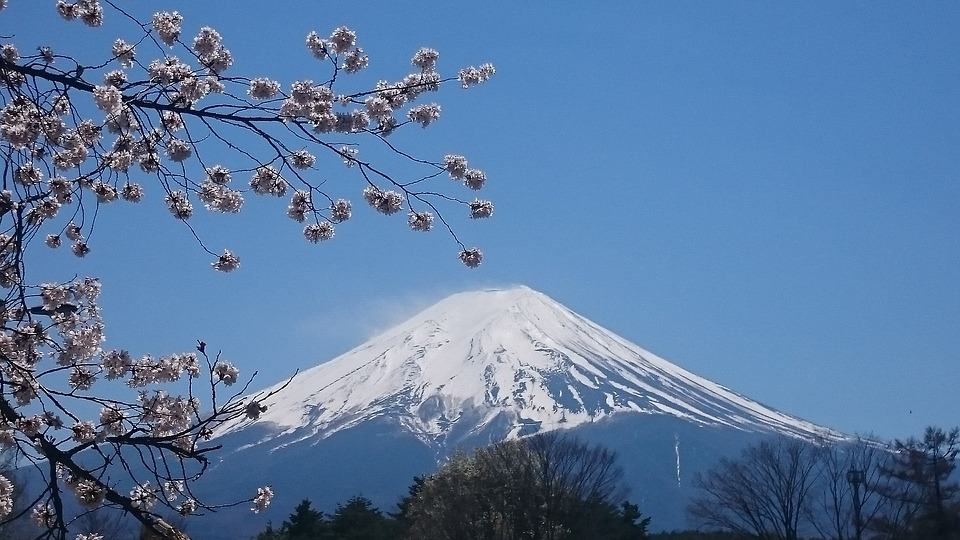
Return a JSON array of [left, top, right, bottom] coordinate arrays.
[[391, 475, 425, 534], [281, 499, 328, 540], [329, 496, 393, 540], [873, 426, 960, 539], [253, 522, 280, 540], [618, 501, 652, 539]]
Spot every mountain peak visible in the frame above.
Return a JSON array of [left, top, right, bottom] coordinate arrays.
[[422, 284, 545, 311], [218, 286, 842, 449]]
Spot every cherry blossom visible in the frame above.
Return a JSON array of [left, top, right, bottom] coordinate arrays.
[[0, 3, 497, 537]]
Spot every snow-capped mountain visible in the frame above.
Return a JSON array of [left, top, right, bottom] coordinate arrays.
[[193, 285, 845, 537], [217, 285, 840, 450]]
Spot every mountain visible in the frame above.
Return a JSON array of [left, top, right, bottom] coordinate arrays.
[[197, 286, 845, 537], [216, 285, 839, 448]]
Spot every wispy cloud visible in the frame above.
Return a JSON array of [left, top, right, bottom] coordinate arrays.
[[292, 281, 529, 365]]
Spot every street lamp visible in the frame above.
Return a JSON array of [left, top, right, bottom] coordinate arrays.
[[847, 467, 866, 540]]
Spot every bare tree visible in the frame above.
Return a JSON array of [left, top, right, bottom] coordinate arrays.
[[0, 1, 497, 538], [809, 436, 887, 540], [523, 431, 626, 536], [689, 436, 824, 540], [404, 433, 636, 540]]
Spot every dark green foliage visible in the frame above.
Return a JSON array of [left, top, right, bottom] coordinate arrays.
[[389, 474, 424, 534], [255, 435, 648, 540], [282, 499, 327, 539], [253, 496, 395, 540], [329, 496, 395, 540], [253, 522, 281, 540], [619, 501, 654, 538], [564, 500, 651, 540]]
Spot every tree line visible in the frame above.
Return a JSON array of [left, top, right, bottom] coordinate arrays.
[[253, 425, 959, 540], [3, 425, 955, 539], [689, 426, 960, 540], [254, 432, 651, 540]]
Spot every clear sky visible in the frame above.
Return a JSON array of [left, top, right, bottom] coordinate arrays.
[[9, 1, 959, 439]]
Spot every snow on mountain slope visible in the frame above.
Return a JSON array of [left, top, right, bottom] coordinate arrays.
[[217, 286, 842, 449]]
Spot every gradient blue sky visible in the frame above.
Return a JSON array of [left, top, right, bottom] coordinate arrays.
[[9, 2, 959, 439]]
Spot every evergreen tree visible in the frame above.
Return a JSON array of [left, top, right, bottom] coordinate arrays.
[[280, 499, 328, 540], [253, 522, 281, 540], [618, 501, 652, 538], [391, 475, 425, 534], [873, 426, 960, 539], [329, 496, 393, 540], [566, 501, 650, 540], [253, 496, 400, 540]]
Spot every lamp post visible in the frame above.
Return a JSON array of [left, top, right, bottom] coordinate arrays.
[[847, 467, 866, 540]]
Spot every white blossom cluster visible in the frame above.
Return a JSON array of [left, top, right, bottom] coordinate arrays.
[[112, 38, 135, 66], [304, 222, 335, 243], [469, 199, 495, 219], [362, 186, 404, 215], [59, 467, 107, 509], [71, 421, 97, 443], [408, 103, 442, 128], [118, 351, 202, 386], [252, 486, 274, 513], [249, 77, 281, 100], [214, 361, 240, 385], [162, 480, 184, 503], [458, 63, 496, 88], [165, 190, 194, 219], [57, 0, 104, 27], [213, 249, 241, 272], [304, 26, 368, 74], [199, 178, 244, 213], [31, 503, 56, 529], [330, 199, 353, 222], [192, 26, 233, 73], [408, 211, 434, 232], [152, 11, 184, 45], [0, 44, 17, 64], [130, 482, 158, 510], [287, 191, 311, 222], [138, 392, 201, 439], [0, 474, 13, 518], [443, 154, 488, 191], [412, 47, 440, 71], [179, 497, 198, 516], [250, 166, 288, 197], [459, 248, 484, 268]]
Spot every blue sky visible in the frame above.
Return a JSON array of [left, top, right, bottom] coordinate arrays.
[[9, 1, 959, 439]]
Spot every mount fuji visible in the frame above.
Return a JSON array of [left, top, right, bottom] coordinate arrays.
[[196, 286, 845, 537]]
